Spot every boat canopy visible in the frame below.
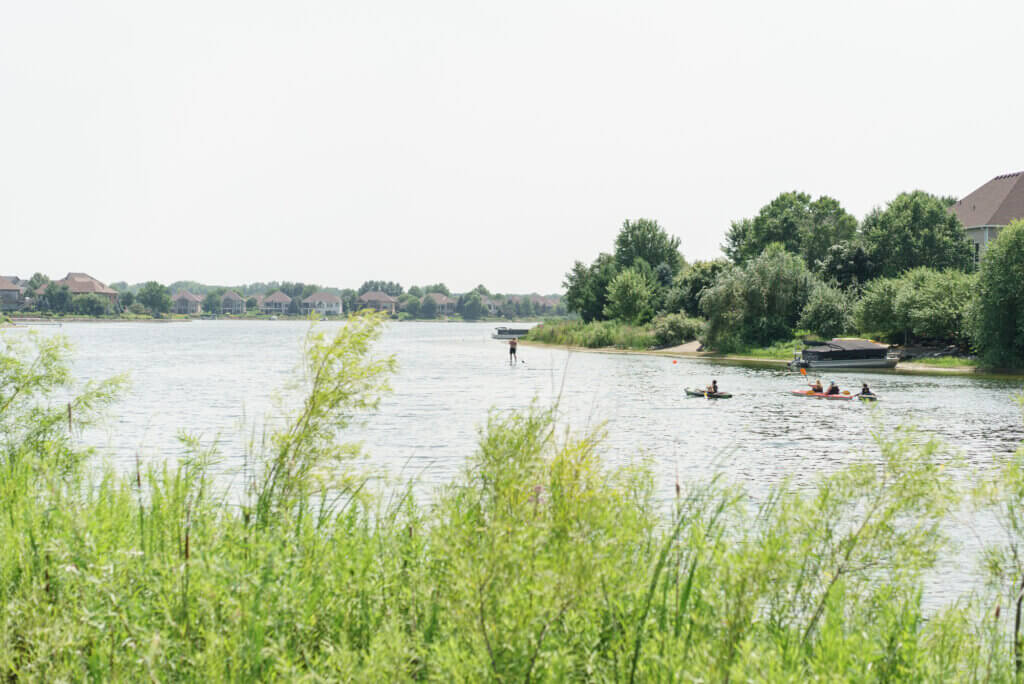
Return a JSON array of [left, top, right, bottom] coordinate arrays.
[[804, 339, 889, 353]]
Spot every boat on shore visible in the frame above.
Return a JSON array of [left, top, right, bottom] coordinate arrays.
[[685, 388, 732, 399], [492, 326, 532, 340], [789, 338, 899, 370]]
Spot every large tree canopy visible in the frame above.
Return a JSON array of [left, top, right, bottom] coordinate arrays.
[[971, 219, 1024, 367], [614, 218, 683, 273], [563, 253, 618, 323], [723, 192, 857, 266], [137, 281, 171, 315], [860, 191, 973, 278], [700, 244, 817, 351]]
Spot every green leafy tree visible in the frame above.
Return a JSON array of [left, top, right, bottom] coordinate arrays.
[[25, 272, 50, 298], [895, 268, 976, 343], [358, 281, 403, 297], [407, 285, 423, 297], [614, 218, 683, 274], [854, 277, 904, 340], [119, 291, 135, 308], [861, 191, 973, 278], [403, 296, 421, 317], [799, 282, 853, 339], [137, 281, 171, 315], [723, 191, 857, 266], [563, 253, 618, 323], [666, 259, 728, 316], [701, 244, 816, 350], [603, 268, 654, 324], [423, 283, 449, 296], [42, 284, 72, 313], [245, 296, 258, 310], [202, 293, 220, 314], [461, 292, 484, 320], [419, 294, 438, 319], [970, 219, 1024, 367], [470, 284, 490, 296], [815, 240, 875, 290], [72, 294, 109, 317]]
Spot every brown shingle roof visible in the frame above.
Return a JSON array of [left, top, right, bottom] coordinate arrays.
[[264, 291, 292, 304], [424, 292, 453, 305], [222, 290, 244, 302], [51, 272, 118, 296], [359, 291, 397, 303], [173, 290, 202, 303], [302, 291, 341, 304], [951, 171, 1024, 228], [0, 276, 19, 292]]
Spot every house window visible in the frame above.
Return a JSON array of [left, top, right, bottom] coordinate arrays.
[[974, 242, 980, 265]]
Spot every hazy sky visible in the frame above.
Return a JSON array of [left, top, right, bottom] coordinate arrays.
[[2, 1, 1022, 293]]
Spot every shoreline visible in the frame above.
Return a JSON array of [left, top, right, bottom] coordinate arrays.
[[521, 340, 1024, 378]]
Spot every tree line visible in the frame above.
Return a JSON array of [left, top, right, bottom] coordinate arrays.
[[563, 190, 1024, 367]]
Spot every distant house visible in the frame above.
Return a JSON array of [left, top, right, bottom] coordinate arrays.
[[262, 291, 292, 315], [46, 273, 120, 308], [301, 291, 342, 316], [358, 291, 397, 314], [950, 171, 1024, 264], [221, 290, 246, 315], [424, 292, 456, 316], [0, 276, 22, 310], [172, 290, 202, 315], [480, 296, 501, 315]]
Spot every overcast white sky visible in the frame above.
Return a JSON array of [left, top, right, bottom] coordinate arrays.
[[2, 1, 1021, 293]]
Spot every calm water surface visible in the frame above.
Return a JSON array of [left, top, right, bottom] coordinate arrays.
[[10, 319, 1024, 599]]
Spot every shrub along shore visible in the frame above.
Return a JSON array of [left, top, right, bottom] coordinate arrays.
[[3, 313, 1024, 680]]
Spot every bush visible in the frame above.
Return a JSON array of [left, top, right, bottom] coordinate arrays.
[[799, 282, 853, 339], [651, 313, 705, 347], [970, 219, 1024, 367], [854, 268, 976, 345], [700, 245, 816, 352]]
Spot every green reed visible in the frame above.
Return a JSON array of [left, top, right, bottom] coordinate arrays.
[[1, 314, 1023, 681]]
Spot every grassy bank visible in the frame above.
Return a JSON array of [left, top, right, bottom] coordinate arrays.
[[526, 319, 656, 349], [3, 315, 1024, 680]]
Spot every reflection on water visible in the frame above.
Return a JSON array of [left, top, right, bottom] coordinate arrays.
[[6, 319, 1024, 600]]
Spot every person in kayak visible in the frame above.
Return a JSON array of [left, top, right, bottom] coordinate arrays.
[[825, 381, 840, 395], [858, 382, 874, 397], [509, 337, 518, 365], [705, 379, 719, 395], [809, 378, 823, 393]]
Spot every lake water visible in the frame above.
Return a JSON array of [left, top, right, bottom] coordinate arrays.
[[7, 319, 1024, 598]]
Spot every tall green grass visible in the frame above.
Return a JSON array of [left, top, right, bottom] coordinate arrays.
[[526, 319, 656, 349], [2, 314, 1024, 680]]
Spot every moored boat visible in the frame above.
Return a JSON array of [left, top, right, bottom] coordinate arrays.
[[789, 338, 899, 370], [685, 388, 732, 399], [492, 326, 532, 340]]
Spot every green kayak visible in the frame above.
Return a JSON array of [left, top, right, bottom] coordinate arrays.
[[685, 388, 733, 399]]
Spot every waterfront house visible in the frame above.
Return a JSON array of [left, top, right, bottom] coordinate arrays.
[[262, 291, 292, 315], [172, 290, 202, 315], [950, 171, 1024, 264], [46, 273, 120, 308], [301, 291, 342, 316], [358, 291, 397, 314], [0, 276, 22, 310], [221, 290, 246, 315], [424, 292, 456, 316]]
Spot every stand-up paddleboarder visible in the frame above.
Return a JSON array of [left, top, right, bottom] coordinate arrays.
[[509, 337, 518, 365]]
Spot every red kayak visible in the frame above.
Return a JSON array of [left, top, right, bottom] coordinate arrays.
[[790, 390, 854, 400]]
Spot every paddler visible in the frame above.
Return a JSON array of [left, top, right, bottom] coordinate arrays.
[[858, 382, 874, 397], [705, 379, 719, 395], [825, 380, 841, 396], [809, 378, 823, 393]]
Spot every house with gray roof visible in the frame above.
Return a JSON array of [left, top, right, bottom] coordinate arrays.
[[302, 291, 342, 316], [950, 171, 1024, 264], [262, 291, 292, 315], [221, 290, 246, 315]]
